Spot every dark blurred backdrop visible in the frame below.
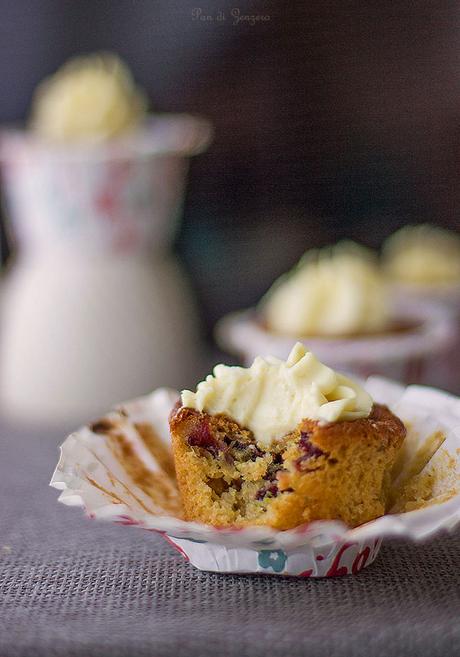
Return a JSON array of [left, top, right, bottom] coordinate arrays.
[[1, 0, 460, 334]]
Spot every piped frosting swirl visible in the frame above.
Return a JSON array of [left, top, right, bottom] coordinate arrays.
[[181, 343, 373, 447], [30, 52, 147, 142], [262, 242, 389, 337]]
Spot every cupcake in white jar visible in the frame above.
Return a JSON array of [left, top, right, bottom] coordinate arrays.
[[216, 242, 456, 386], [0, 53, 212, 425]]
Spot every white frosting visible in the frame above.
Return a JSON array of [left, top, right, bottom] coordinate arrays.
[[263, 243, 388, 337], [181, 343, 373, 447], [30, 52, 147, 142], [383, 224, 460, 286]]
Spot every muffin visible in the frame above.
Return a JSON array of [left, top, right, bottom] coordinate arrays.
[[216, 241, 456, 385], [383, 224, 460, 391], [170, 343, 406, 529], [383, 224, 460, 293]]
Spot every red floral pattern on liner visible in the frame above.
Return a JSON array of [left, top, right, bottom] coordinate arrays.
[[325, 539, 382, 576], [325, 542, 354, 576]]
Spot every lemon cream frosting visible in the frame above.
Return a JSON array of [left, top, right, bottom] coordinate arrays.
[[30, 52, 147, 142], [383, 224, 460, 286], [181, 343, 373, 447], [263, 242, 389, 337]]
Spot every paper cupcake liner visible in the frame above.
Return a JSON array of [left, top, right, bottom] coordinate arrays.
[[215, 300, 457, 387], [163, 535, 383, 576], [50, 379, 460, 577]]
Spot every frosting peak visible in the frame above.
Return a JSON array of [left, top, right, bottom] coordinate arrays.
[[263, 242, 389, 337], [181, 343, 373, 447], [30, 52, 147, 142]]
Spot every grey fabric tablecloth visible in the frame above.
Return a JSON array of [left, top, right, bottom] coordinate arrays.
[[1, 424, 459, 657]]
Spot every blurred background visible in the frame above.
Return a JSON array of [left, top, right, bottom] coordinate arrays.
[[1, 0, 460, 425], [2, 0, 460, 328]]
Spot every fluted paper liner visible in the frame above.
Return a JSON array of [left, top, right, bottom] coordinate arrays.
[[50, 380, 460, 577]]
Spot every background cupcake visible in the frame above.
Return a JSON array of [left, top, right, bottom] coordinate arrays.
[[383, 224, 460, 311], [383, 224, 460, 392], [217, 241, 456, 386]]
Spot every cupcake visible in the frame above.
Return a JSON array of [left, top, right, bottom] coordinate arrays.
[[216, 242, 456, 386], [0, 53, 212, 424], [383, 224, 460, 391], [170, 343, 406, 529], [383, 224, 460, 312]]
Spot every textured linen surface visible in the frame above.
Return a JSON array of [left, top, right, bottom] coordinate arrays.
[[0, 424, 459, 657]]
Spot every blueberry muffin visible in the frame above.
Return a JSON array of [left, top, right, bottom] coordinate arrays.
[[170, 343, 406, 529]]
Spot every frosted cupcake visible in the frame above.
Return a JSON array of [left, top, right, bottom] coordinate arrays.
[[170, 343, 406, 529], [383, 224, 460, 312], [216, 242, 456, 385], [383, 225, 460, 392], [0, 53, 212, 423]]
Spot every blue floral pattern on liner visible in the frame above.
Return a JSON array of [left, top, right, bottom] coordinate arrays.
[[257, 549, 287, 573]]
